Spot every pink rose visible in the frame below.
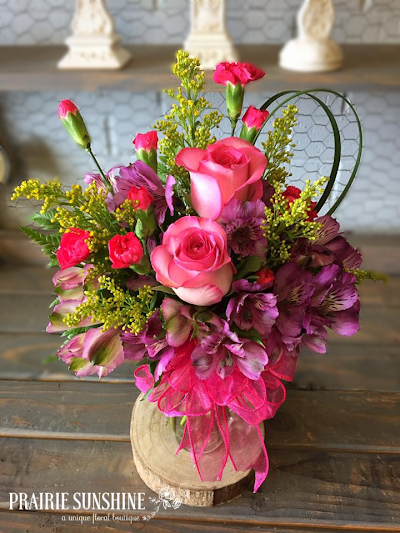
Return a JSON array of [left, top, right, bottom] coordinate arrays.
[[150, 216, 234, 306], [242, 106, 270, 130], [176, 137, 267, 220], [133, 131, 158, 152], [213, 62, 265, 87]]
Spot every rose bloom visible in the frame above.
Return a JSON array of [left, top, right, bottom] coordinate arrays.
[[57, 228, 91, 270], [133, 131, 158, 152], [150, 216, 234, 306], [213, 62, 265, 87], [128, 185, 154, 210], [176, 137, 267, 220], [242, 106, 270, 130], [108, 232, 144, 269], [282, 186, 318, 221]]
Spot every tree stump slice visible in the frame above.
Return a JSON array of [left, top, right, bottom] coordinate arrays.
[[130, 394, 254, 507]]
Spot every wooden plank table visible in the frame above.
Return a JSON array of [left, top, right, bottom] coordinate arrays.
[[0, 237, 399, 532]]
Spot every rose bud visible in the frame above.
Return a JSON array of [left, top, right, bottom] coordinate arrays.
[[56, 228, 91, 270], [214, 62, 265, 128], [133, 131, 158, 173], [240, 106, 270, 144], [58, 100, 91, 150]]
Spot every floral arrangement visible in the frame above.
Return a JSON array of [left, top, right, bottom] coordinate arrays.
[[11, 52, 382, 492]]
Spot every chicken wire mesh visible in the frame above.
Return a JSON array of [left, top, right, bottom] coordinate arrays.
[[206, 90, 361, 216]]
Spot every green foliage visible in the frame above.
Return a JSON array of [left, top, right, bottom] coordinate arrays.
[[20, 226, 61, 260], [262, 177, 328, 268], [154, 50, 223, 207]]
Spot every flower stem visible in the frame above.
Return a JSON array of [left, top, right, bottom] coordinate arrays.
[[87, 147, 113, 193]]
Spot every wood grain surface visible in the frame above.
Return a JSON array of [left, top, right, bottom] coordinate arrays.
[[0, 245, 399, 530]]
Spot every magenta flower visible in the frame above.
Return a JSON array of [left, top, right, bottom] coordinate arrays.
[[264, 327, 299, 382], [306, 264, 360, 338], [273, 262, 314, 343], [227, 279, 278, 336], [191, 318, 268, 381], [220, 199, 268, 257]]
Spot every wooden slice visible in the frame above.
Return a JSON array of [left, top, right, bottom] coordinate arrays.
[[130, 394, 254, 507]]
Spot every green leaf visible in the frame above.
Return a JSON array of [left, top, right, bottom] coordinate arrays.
[[231, 325, 266, 348], [235, 256, 263, 280], [20, 226, 61, 259], [32, 210, 59, 230], [49, 297, 59, 309], [153, 285, 175, 295]]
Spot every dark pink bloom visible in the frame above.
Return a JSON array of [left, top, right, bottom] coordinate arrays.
[[213, 62, 265, 87], [57, 228, 91, 270], [220, 199, 268, 257], [128, 185, 154, 211], [176, 138, 267, 220], [242, 106, 270, 130], [108, 232, 144, 269], [133, 131, 158, 152], [58, 99, 78, 119]]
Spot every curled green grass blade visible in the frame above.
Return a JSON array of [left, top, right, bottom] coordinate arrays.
[[256, 89, 363, 215]]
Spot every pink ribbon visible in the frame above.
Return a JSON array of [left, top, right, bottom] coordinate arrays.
[[134, 341, 286, 492]]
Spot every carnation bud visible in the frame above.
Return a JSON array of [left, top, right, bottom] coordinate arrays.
[[58, 100, 91, 150], [133, 131, 158, 173], [240, 106, 270, 144], [225, 82, 245, 127]]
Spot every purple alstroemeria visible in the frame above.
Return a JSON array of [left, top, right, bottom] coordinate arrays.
[[57, 328, 124, 378], [227, 279, 278, 336], [126, 274, 158, 291], [220, 199, 268, 257], [191, 318, 268, 381], [121, 312, 174, 380], [306, 264, 360, 338], [106, 161, 174, 224], [273, 262, 314, 344], [291, 215, 362, 270]]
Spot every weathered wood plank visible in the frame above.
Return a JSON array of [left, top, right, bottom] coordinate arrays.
[[0, 332, 399, 391], [0, 438, 398, 528], [0, 383, 398, 456], [0, 511, 396, 533]]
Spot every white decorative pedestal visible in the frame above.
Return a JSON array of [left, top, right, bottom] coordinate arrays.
[[185, 0, 238, 70], [280, 0, 343, 73], [58, 0, 131, 70]]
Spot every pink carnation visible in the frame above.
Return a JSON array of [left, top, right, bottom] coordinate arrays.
[[213, 62, 265, 87]]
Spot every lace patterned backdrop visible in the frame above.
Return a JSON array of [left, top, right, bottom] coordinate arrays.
[[0, 0, 400, 233]]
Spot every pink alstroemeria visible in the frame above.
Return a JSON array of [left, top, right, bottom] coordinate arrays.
[[162, 298, 193, 348], [52, 264, 94, 302], [46, 300, 97, 333], [57, 328, 124, 378], [191, 318, 268, 381]]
